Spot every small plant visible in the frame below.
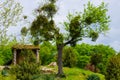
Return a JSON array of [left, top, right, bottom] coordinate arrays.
[[87, 74, 100, 80]]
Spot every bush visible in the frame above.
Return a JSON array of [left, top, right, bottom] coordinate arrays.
[[40, 46, 57, 65], [0, 54, 4, 65], [10, 50, 40, 80], [40, 41, 57, 65], [92, 44, 115, 74], [105, 55, 120, 80], [87, 74, 100, 80], [0, 45, 12, 65], [97, 63, 106, 74], [75, 43, 93, 56], [62, 47, 78, 67], [77, 55, 90, 68]]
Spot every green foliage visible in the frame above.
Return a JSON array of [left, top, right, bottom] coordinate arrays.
[[41, 1, 57, 18], [40, 46, 52, 65], [83, 1, 110, 32], [77, 56, 90, 68], [64, 1, 110, 44], [0, 41, 17, 65], [2, 47, 12, 65], [105, 55, 120, 80], [74, 43, 115, 74], [10, 50, 40, 80], [30, 0, 58, 42], [87, 74, 100, 80], [92, 44, 115, 57], [62, 47, 78, 67], [89, 31, 99, 41], [40, 41, 57, 65], [0, 54, 4, 65], [56, 33, 64, 45], [92, 44, 115, 74], [69, 15, 81, 38], [82, 2, 110, 41], [21, 27, 28, 36], [75, 43, 93, 56], [90, 54, 102, 66]]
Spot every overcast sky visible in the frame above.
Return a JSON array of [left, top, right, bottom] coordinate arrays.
[[12, 0, 120, 52]]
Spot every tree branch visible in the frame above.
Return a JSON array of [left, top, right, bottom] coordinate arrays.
[[64, 38, 74, 46], [64, 37, 82, 46]]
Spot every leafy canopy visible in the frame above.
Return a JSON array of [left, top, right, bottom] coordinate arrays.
[[30, 1, 110, 46], [30, 0, 58, 43], [63, 1, 110, 46]]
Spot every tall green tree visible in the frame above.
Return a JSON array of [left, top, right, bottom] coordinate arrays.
[[0, 0, 22, 45], [30, 0, 110, 77]]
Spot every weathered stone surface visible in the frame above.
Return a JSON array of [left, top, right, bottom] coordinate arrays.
[[41, 66, 56, 74], [48, 62, 57, 67]]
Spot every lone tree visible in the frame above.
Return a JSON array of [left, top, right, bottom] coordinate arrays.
[[29, 0, 110, 77]]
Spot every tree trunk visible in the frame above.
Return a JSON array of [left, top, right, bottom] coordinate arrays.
[[57, 44, 64, 77]]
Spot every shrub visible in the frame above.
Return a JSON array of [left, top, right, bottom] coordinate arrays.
[[40, 46, 57, 65], [0, 54, 4, 65], [105, 55, 120, 80], [0, 40, 17, 65], [87, 74, 100, 80], [77, 55, 90, 68], [75, 43, 93, 56], [10, 50, 40, 80], [40, 41, 57, 65], [62, 47, 78, 67], [0, 45, 12, 65], [92, 44, 115, 74], [97, 63, 106, 74], [40, 46, 51, 65]]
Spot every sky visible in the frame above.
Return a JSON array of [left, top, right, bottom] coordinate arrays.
[[11, 0, 120, 52]]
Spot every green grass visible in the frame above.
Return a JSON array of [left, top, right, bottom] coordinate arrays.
[[62, 67, 105, 80], [39, 67, 105, 80], [0, 75, 16, 80], [0, 67, 105, 80]]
